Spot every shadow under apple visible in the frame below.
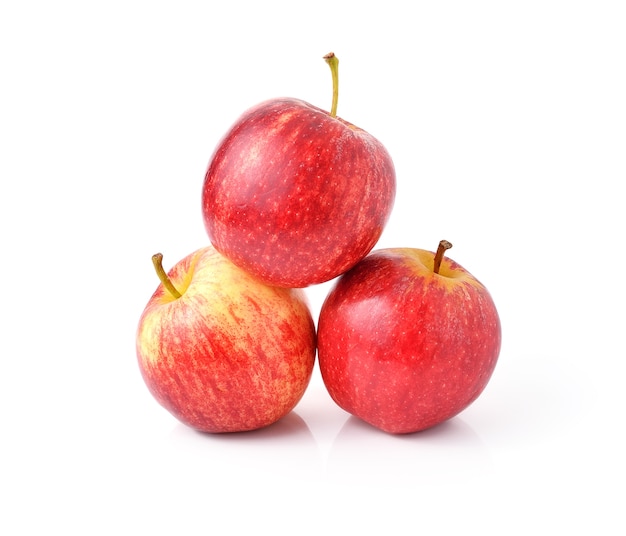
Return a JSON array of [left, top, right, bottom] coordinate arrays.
[[167, 410, 322, 481], [326, 414, 493, 489], [468, 352, 589, 447]]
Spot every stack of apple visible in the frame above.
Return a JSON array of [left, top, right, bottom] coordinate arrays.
[[136, 53, 501, 435]]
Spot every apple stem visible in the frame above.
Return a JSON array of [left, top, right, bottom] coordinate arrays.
[[433, 240, 453, 274], [152, 253, 182, 299], [324, 52, 339, 118]]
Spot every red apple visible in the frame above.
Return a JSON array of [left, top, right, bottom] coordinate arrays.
[[136, 246, 316, 433], [201, 53, 396, 287], [317, 241, 501, 434]]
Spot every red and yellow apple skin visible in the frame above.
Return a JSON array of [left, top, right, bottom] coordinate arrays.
[[317, 247, 501, 434], [201, 97, 396, 288], [136, 246, 316, 433]]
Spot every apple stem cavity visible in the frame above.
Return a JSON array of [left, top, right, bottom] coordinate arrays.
[[433, 240, 453, 275], [152, 253, 182, 299], [324, 52, 339, 118]]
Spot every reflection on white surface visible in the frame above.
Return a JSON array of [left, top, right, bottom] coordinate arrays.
[[153, 347, 594, 494]]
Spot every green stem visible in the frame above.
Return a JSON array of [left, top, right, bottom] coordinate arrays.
[[433, 240, 453, 274], [152, 253, 182, 299], [324, 52, 339, 118]]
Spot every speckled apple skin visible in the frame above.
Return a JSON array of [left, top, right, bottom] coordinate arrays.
[[317, 248, 501, 434], [202, 98, 396, 288], [136, 246, 316, 433]]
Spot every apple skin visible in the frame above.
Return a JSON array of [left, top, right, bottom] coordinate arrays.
[[317, 247, 501, 434], [201, 97, 396, 288], [136, 246, 316, 433]]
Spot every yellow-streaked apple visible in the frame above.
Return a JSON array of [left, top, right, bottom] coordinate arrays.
[[317, 240, 501, 434], [136, 246, 316, 433]]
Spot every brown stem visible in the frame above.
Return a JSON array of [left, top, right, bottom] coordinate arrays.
[[433, 240, 453, 274], [324, 52, 339, 118], [152, 253, 182, 299]]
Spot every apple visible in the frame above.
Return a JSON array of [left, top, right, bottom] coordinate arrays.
[[201, 53, 396, 288], [136, 246, 316, 433], [317, 240, 501, 434]]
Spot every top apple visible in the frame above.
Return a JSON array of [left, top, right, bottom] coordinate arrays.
[[201, 53, 396, 288]]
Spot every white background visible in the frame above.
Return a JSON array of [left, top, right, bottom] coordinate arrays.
[[1, 1, 624, 534]]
